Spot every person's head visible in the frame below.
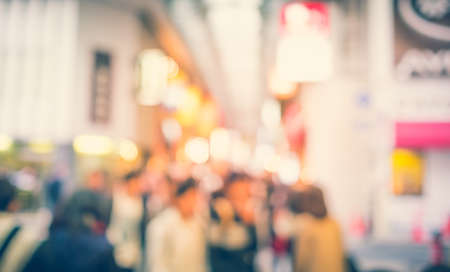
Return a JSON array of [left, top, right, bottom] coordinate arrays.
[[288, 185, 328, 219], [123, 170, 142, 196], [51, 190, 112, 235], [0, 176, 18, 212], [174, 178, 199, 219], [86, 170, 108, 192], [224, 172, 252, 207]]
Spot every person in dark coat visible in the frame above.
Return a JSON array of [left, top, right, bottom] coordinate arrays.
[[208, 173, 258, 272], [22, 189, 120, 272]]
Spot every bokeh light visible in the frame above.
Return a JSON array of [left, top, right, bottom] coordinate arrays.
[[118, 139, 139, 162], [277, 153, 301, 185], [185, 137, 210, 164], [175, 86, 202, 127], [0, 134, 13, 152]]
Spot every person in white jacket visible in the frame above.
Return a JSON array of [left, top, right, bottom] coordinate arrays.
[[147, 178, 206, 272]]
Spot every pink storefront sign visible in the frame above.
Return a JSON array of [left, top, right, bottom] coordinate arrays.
[[395, 122, 450, 148]]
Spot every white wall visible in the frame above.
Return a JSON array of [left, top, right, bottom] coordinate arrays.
[[75, 0, 141, 140], [0, 0, 78, 142], [302, 79, 375, 241]]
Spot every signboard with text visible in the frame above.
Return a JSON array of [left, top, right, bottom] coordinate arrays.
[[91, 51, 112, 124], [394, 0, 450, 80]]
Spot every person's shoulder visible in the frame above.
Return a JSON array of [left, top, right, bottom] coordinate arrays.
[[324, 216, 341, 229], [149, 208, 178, 229]]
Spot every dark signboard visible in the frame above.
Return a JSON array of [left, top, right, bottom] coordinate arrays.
[[91, 51, 112, 124], [394, 0, 450, 80]]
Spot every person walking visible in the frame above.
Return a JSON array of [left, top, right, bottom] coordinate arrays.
[[147, 178, 206, 272], [288, 185, 345, 272], [208, 173, 258, 272]]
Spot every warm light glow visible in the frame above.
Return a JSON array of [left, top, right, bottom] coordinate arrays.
[[185, 137, 210, 164], [210, 128, 231, 161], [175, 86, 202, 126], [197, 101, 219, 137], [73, 135, 114, 156], [118, 139, 139, 161], [29, 140, 54, 154], [162, 118, 182, 143], [261, 99, 281, 129], [269, 69, 297, 99], [0, 134, 13, 152], [277, 153, 301, 185]]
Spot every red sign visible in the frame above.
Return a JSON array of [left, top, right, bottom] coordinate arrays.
[[280, 1, 329, 34]]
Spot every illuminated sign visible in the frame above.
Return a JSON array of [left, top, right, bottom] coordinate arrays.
[[276, 1, 332, 82]]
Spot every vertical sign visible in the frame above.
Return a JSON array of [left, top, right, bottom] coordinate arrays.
[[91, 51, 112, 124]]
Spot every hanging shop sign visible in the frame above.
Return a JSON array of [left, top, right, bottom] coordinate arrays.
[[136, 49, 177, 106], [394, 0, 450, 80], [276, 1, 332, 82], [91, 51, 113, 124]]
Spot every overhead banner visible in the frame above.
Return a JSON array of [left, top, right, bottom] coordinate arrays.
[[394, 0, 450, 80]]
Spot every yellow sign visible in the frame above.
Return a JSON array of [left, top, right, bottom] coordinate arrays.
[[392, 149, 424, 195]]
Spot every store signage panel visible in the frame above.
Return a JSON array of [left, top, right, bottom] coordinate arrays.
[[392, 149, 424, 196], [395, 122, 450, 148], [394, 0, 450, 80], [91, 51, 112, 124]]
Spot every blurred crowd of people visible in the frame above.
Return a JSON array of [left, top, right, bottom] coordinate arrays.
[[0, 159, 448, 272]]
